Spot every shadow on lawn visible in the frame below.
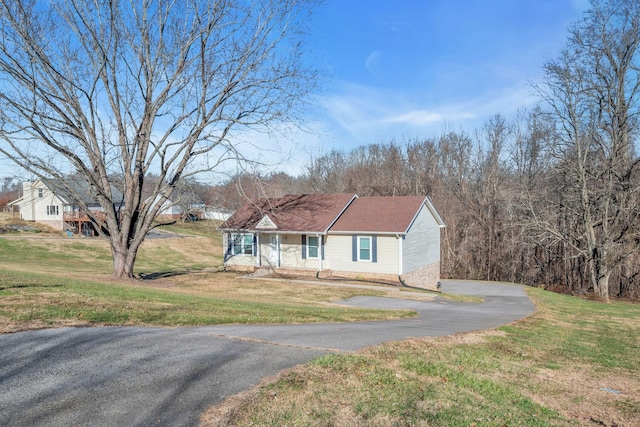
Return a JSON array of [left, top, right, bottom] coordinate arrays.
[[137, 266, 223, 281]]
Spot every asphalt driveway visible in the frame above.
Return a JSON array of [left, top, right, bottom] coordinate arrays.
[[0, 280, 535, 426]]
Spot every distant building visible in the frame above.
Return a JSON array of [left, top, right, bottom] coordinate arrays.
[[8, 179, 122, 236]]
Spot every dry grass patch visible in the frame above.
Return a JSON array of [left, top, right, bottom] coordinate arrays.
[[528, 365, 640, 426], [170, 272, 393, 304], [0, 268, 417, 333]]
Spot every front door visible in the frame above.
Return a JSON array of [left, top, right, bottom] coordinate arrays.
[[269, 235, 279, 267]]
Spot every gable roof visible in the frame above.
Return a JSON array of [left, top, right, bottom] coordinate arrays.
[[329, 196, 444, 234], [220, 193, 357, 233], [40, 178, 124, 206], [8, 179, 124, 207]]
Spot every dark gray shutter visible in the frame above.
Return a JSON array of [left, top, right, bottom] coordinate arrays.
[[352, 235, 357, 261], [301, 235, 307, 259], [227, 233, 232, 255], [252, 234, 257, 256], [321, 236, 325, 260], [372, 236, 377, 263]]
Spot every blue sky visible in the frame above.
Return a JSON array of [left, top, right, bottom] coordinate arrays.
[[0, 0, 590, 180], [297, 0, 589, 155]]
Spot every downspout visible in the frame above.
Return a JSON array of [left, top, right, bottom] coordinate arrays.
[[397, 233, 408, 286]]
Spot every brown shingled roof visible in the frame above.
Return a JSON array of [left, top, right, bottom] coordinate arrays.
[[220, 193, 357, 233], [329, 196, 428, 233]]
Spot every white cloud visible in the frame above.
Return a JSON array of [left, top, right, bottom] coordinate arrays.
[[385, 110, 475, 126], [364, 51, 382, 77], [315, 79, 541, 151]]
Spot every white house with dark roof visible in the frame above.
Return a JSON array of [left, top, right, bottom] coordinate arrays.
[[219, 193, 445, 290], [8, 179, 123, 236]]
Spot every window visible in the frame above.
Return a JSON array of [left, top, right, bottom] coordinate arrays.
[[38, 188, 43, 198], [358, 236, 371, 261], [231, 233, 254, 255], [307, 236, 319, 259], [46, 205, 59, 216], [352, 236, 377, 263]]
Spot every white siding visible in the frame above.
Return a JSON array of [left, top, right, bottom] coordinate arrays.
[[279, 234, 323, 270], [325, 234, 399, 274], [17, 181, 65, 230], [403, 204, 441, 273]]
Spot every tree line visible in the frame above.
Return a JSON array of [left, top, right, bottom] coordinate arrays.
[[303, 113, 638, 301]]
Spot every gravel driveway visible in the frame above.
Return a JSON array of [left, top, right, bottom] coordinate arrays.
[[0, 280, 535, 426]]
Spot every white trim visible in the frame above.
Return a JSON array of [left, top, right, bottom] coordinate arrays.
[[256, 214, 278, 230], [397, 234, 403, 275], [357, 236, 372, 262], [329, 230, 399, 236], [306, 234, 320, 259], [323, 194, 358, 233], [256, 233, 261, 266], [318, 234, 323, 272]]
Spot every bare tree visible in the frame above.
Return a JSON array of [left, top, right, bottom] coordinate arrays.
[[0, 0, 319, 278], [533, 0, 640, 302]]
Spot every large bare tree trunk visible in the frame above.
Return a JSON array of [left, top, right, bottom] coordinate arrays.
[[0, 0, 319, 278]]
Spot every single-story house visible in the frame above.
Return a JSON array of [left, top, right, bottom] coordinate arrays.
[[219, 193, 445, 290], [8, 179, 122, 236]]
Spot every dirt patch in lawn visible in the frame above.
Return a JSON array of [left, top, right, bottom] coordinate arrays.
[[528, 364, 640, 426]]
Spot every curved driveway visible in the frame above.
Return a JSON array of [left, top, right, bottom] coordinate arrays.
[[0, 280, 535, 427]]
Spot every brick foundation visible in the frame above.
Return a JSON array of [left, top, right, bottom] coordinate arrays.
[[224, 264, 441, 291], [400, 262, 441, 291]]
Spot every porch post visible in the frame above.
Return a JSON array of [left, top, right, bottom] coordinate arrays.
[[397, 234, 403, 275], [256, 233, 261, 267], [317, 233, 322, 273]]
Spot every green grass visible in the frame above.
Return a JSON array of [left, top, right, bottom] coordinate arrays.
[[0, 269, 415, 330], [156, 219, 224, 238], [0, 222, 419, 331], [499, 289, 640, 371], [0, 229, 220, 276], [204, 287, 640, 426]]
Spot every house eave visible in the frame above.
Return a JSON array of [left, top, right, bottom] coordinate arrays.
[[328, 230, 405, 236], [219, 228, 328, 235], [7, 197, 23, 206]]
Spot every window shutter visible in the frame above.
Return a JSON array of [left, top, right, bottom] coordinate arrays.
[[301, 235, 307, 259], [321, 236, 325, 260], [252, 235, 257, 256], [352, 235, 357, 261], [227, 234, 232, 255], [372, 236, 378, 263]]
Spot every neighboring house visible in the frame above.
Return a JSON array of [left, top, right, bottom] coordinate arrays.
[[204, 207, 233, 221], [219, 193, 445, 290], [8, 179, 122, 236], [150, 193, 206, 221]]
